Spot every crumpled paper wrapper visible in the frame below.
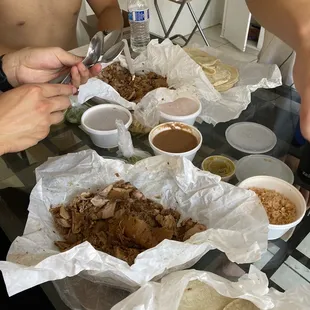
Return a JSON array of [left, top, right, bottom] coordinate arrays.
[[116, 119, 151, 163], [75, 39, 281, 126], [75, 39, 220, 110], [133, 45, 282, 127], [0, 150, 268, 296], [112, 266, 310, 310], [192, 45, 282, 125]]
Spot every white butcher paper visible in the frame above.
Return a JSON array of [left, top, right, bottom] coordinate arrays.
[[0, 150, 268, 296], [76, 39, 281, 127], [76, 39, 220, 112], [112, 266, 310, 310]]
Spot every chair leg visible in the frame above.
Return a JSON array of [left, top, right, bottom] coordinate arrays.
[[154, 0, 167, 35], [185, 0, 211, 46], [165, 0, 187, 38], [187, 2, 210, 46], [154, 0, 187, 39]]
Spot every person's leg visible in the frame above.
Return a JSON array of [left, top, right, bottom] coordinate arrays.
[[259, 30, 295, 86]]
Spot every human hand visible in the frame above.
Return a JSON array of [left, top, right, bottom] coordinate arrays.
[[1, 47, 102, 89], [0, 84, 76, 154]]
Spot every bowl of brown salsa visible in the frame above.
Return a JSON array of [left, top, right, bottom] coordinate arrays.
[[148, 122, 202, 161]]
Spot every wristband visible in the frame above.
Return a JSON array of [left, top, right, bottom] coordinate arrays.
[[0, 55, 13, 92]]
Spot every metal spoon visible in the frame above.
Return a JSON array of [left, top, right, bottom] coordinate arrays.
[[60, 31, 104, 84], [98, 40, 125, 63], [102, 29, 123, 55]]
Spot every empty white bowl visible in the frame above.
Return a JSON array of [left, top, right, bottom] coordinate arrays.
[[81, 104, 132, 149], [148, 122, 202, 162], [238, 176, 306, 240], [236, 155, 294, 184]]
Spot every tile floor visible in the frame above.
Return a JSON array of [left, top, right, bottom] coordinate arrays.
[[174, 24, 259, 63]]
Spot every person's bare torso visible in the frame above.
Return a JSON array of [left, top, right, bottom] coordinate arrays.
[[0, 0, 82, 54]]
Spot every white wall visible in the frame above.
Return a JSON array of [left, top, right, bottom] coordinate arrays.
[[85, 0, 224, 37]]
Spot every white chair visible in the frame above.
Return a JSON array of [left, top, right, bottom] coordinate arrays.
[[154, 0, 212, 46]]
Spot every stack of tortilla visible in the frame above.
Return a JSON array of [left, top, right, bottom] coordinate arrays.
[[179, 280, 259, 310], [185, 48, 239, 92]]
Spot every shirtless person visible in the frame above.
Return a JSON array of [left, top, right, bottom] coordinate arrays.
[[0, 0, 123, 54], [246, 0, 310, 140]]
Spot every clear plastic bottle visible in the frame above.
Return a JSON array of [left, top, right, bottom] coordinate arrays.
[[128, 0, 150, 53]]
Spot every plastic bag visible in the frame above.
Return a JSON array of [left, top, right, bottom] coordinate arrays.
[[116, 119, 151, 164]]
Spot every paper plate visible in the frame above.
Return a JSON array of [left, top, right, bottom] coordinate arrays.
[[236, 155, 294, 184], [225, 122, 277, 154]]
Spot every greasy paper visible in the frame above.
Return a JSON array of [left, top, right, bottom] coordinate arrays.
[[76, 40, 281, 126], [0, 150, 268, 296], [192, 45, 282, 125], [134, 45, 282, 127], [76, 39, 220, 109]]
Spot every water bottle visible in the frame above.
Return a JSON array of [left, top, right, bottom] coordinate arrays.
[[128, 0, 150, 53]]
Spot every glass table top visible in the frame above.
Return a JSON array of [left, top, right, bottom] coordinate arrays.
[[0, 85, 309, 309]]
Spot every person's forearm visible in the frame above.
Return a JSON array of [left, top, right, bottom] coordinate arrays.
[[0, 139, 6, 156], [1, 53, 18, 87], [97, 7, 123, 31], [246, 0, 310, 52]]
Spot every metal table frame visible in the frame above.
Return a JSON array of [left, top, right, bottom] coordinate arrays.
[[154, 0, 212, 46]]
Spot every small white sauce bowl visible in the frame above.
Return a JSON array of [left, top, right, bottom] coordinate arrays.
[[201, 155, 236, 182], [148, 122, 202, 162], [238, 176, 307, 240], [159, 98, 202, 126], [81, 104, 132, 149]]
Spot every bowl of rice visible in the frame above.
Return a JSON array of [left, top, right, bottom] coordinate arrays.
[[238, 176, 306, 240]]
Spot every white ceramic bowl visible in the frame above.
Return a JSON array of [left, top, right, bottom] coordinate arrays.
[[81, 104, 132, 149], [201, 155, 236, 182], [148, 122, 202, 162], [238, 176, 306, 240], [159, 99, 202, 126]]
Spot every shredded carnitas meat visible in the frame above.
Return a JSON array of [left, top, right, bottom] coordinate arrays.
[[51, 180, 207, 265], [97, 62, 168, 103]]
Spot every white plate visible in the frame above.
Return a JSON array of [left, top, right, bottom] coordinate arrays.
[[225, 122, 277, 154], [236, 155, 294, 184]]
